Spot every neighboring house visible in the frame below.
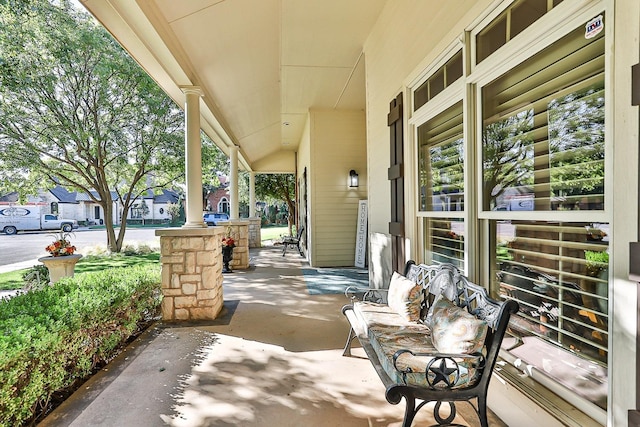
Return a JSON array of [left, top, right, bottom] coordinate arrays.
[[204, 186, 230, 214], [204, 175, 230, 214], [0, 186, 180, 224]]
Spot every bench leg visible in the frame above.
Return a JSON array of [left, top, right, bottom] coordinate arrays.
[[342, 327, 356, 357], [478, 396, 489, 427], [402, 396, 417, 427]]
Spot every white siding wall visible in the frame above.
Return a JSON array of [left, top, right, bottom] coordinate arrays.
[[308, 109, 366, 267]]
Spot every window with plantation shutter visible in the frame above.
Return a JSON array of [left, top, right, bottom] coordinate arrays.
[[418, 101, 464, 212], [482, 25, 604, 212], [424, 218, 464, 270], [417, 101, 465, 270], [481, 17, 607, 410]]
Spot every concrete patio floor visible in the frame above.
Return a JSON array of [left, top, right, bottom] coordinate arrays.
[[39, 246, 506, 427]]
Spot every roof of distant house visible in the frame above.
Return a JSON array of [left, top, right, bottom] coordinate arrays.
[[49, 186, 79, 203], [1, 186, 180, 205], [153, 189, 180, 204]]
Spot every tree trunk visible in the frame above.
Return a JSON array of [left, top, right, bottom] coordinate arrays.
[[102, 200, 118, 252]]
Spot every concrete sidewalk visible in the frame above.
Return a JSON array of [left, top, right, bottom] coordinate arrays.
[[39, 247, 500, 427], [0, 258, 40, 274]]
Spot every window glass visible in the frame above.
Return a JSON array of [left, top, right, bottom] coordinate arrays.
[[476, 0, 564, 65], [418, 101, 464, 212], [494, 220, 608, 409], [482, 17, 607, 410], [482, 25, 605, 212], [446, 51, 463, 85], [414, 51, 463, 111], [430, 68, 445, 100], [477, 15, 506, 63], [510, 0, 547, 39], [423, 218, 464, 271]]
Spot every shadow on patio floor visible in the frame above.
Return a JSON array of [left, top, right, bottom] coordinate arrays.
[[40, 246, 502, 427]]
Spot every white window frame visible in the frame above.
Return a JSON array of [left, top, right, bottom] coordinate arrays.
[[408, 40, 468, 271]]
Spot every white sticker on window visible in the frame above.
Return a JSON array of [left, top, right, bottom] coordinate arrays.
[[585, 15, 603, 39]]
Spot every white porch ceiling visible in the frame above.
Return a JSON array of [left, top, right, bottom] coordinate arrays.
[[80, 0, 387, 173]]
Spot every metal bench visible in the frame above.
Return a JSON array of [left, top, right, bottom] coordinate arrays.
[[341, 261, 519, 427], [282, 226, 304, 256]]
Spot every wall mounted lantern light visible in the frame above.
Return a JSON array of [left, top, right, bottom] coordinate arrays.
[[349, 169, 359, 188]]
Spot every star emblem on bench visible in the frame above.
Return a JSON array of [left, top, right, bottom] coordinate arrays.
[[428, 357, 458, 387]]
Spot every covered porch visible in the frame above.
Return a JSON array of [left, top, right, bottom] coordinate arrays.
[[39, 247, 504, 426]]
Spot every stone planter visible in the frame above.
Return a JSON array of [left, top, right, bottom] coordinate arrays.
[[38, 254, 83, 284]]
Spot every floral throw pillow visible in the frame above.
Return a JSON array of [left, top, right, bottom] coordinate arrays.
[[387, 272, 423, 322], [431, 296, 488, 354]]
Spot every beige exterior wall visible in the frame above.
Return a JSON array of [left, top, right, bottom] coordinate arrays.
[[363, 0, 491, 238], [363, 0, 640, 426], [298, 110, 366, 267]]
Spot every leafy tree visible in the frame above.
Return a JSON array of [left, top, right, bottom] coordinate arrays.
[[482, 110, 535, 209], [165, 201, 181, 225], [548, 83, 605, 208], [0, 0, 184, 251], [255, 173, 296, 234]]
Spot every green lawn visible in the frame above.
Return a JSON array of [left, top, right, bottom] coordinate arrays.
[[0, 253, 161, 291], [1, 225, 290, 292], [261, 225, 291, 241]]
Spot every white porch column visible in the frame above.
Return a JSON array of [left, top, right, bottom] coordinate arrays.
[[229, 145, 239, 219], [181, 86, 205, 228], [249, 171, 256, 218]]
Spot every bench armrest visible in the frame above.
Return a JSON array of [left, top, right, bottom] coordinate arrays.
[[344, 286, 388, 303]]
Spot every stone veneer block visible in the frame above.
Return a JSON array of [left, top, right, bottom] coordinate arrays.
[[185, 252, 197, 273], [197, 251, 216, 266], [161, 297, 174, 319], [175, 296, 197, 308], [175, 309, 190, 320], [197, 289, 218, 300], [182, 283, 197, 295]]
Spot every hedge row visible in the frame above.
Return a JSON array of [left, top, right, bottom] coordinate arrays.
[[0, 265, 162, 426]]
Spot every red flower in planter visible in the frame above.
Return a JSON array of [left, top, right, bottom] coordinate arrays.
[[45, 231, 76, 257], [222, 236, 235, 248]]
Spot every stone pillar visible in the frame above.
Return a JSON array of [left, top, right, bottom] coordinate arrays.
[[156, 228, 223, 321], [249, 172, 256, 218], [248, 217, 262, 248], [181, 87, 205, 229], [229, 145, 239, 220]]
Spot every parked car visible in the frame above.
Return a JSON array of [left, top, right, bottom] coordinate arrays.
[[203, 212, 229, 226]]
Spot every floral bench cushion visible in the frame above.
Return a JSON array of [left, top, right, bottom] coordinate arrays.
[[350, 269, 492, 391], [367, 323, 481, 390], [430, 296, 488, 354]]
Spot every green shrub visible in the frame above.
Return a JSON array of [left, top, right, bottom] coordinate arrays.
[[0, 265, 161, 427]]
